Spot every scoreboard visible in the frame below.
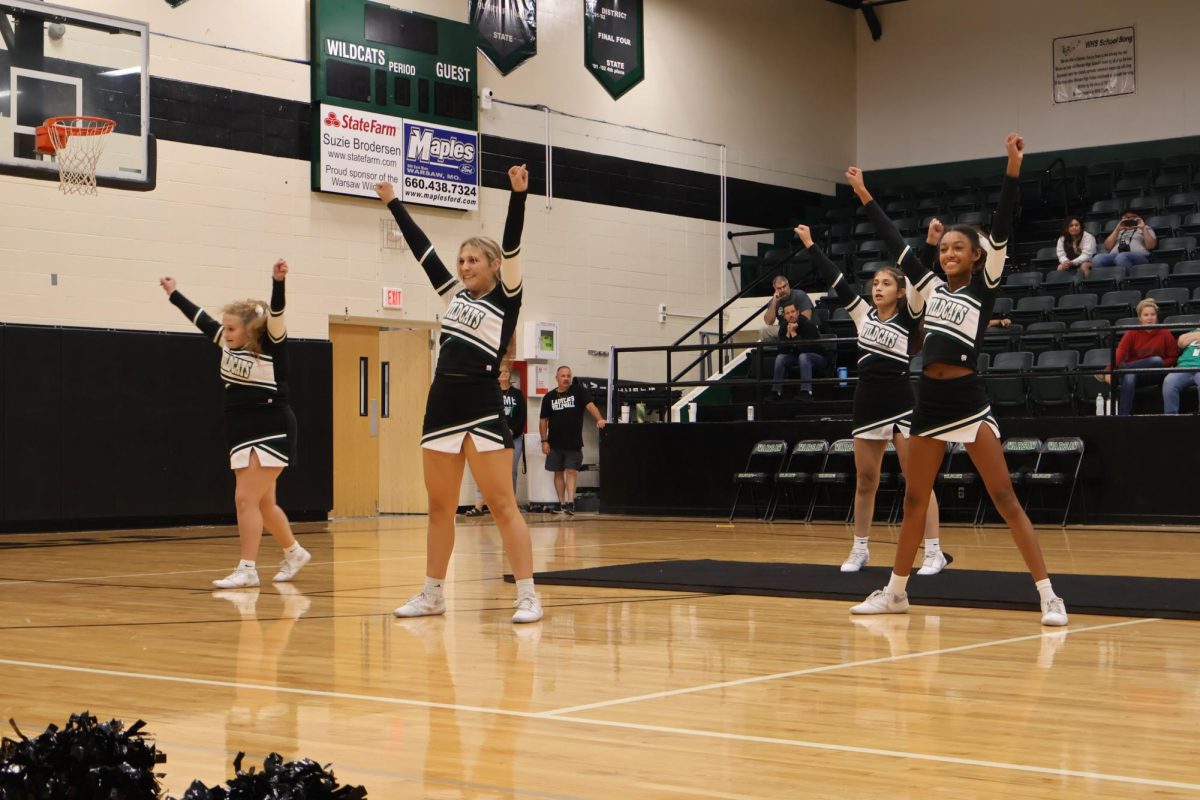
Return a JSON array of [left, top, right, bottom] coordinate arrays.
[[311, 1, 480, 209]]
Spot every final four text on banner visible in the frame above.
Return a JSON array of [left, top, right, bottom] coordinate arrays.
[[584, 0, 644, 100], [310, 0, 480, 209], [471, 0, 537, 76], [1052, 27, 1136, 104]]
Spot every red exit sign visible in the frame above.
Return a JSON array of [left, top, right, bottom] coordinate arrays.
[[382, 287, 404, 309]]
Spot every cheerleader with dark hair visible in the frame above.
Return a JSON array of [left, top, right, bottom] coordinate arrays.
[[161, 260, 309, 589], [846, 133, 1068, 626], [375, 166, 542, 624], [794, 224, 946, 575]]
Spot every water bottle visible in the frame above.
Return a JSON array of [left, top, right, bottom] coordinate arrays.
[[1095, 394, 1105, 416], [837, 366, 849, 388]]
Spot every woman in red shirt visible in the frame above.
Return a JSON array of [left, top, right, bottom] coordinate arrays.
[[1108, 298, 1177, 415]]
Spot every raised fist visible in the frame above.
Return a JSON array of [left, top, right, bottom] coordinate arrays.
[[1005, 132, 1025, 159], [794, 224, 814, 248], [845, 166, 866, 193], [374, 181, 397, 203], [508, 164, 529, 192]]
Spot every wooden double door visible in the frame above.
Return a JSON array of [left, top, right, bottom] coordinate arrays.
[[329, 323, 432, 516]]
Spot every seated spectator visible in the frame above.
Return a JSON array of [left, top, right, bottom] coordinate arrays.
[[761, 274, 813, 340], [1105, 298, 1176, 415], [1093, 210, 1157, 274], [771, 299, 826, 400], [1056, 216, 1097, 277], [1163, 325, 1200, 414]]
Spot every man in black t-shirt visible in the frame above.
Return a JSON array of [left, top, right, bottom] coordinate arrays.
[[539, 365, 606, 515]]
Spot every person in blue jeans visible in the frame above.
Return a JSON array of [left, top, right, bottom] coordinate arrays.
[[1092, 210, 1157, 274], [771, 299, 827, 400], [1163, 326, 1200, 414]]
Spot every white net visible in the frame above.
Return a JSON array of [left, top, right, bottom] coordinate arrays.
[[46, 118, 116, 195]]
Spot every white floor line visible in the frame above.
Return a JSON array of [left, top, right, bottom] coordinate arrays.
[[0, 534, 712, 589], [0, 657, 542, 719], [540, 617, 1160, 716], [0, 554, 427, 588], [0, 650, 1196, 793], [546, 715, 1200, 792]]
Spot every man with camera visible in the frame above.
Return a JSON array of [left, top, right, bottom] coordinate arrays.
[[1093, 210, 1157, 274]]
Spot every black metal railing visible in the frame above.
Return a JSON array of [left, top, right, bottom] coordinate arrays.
[[670, 234, 814, 385]]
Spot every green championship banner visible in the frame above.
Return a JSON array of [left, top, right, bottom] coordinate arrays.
[[471, 0, 537, 75], [583, 0, 644, 100]]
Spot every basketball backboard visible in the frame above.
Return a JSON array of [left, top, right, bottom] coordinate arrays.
[[0, 0, 152, 190]]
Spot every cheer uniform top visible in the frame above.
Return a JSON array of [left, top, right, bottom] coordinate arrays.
[[810, 244, 924, 439], [387, 190, 527, 453], [170, 279, 293, 469], [863, 175, 1019, 442]]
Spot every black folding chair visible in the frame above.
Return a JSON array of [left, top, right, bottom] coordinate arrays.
[[809, 438, 856, 522], [936, 443, 983, 525], [878, 440, 906, 524], [729, 439, 789, 521], [1026, 437, 1086, 526], [766, 439, 828, 522]]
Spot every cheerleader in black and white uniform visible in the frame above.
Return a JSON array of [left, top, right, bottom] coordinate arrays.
[[794, 224, 947, 576], [375, 166, 542, 624], [846, 134, 1068, 626], [160, 260, 310, 589]]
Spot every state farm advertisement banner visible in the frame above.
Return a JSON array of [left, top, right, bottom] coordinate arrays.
[[317, 103, 479, 210]]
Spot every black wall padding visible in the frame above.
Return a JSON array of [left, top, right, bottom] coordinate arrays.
[[1, 323, 332, 530], [4, 326, 63, 521]]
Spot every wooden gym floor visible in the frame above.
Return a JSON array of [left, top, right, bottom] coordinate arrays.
[[0, 515, 1197, 798]]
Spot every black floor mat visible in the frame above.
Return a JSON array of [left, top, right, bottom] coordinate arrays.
[[508, 559, 1200, 619]]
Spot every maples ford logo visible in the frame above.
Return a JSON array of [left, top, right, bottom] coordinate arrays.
[[406, 126, 477, 168]]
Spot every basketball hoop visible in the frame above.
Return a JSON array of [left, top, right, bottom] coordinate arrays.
[[35, 116, 117, 195]]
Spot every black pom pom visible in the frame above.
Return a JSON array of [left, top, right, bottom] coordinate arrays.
[[0, 711, 165, 799], [170, 752, 367, 799]]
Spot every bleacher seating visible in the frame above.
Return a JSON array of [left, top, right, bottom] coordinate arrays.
[[751, 145, 1200, 419]]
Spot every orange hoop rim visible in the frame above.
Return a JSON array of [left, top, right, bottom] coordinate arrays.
[[36, 116, 116, 155], [45, 115, 117, 136]]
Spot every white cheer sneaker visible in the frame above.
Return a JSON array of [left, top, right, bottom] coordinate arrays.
[[850, 588, 910, 615], [273, 546, 312, 582], [213, 566, 260, 589], [917, 549, 949, 576], [512, 593, 544, 624], [840, 548, 869, 573], [393, 591, 447, 618], [1040, 596, 1069, 626]]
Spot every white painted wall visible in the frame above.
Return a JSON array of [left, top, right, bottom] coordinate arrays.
[[0, 0, 858, 388], [855, 0, 1200, 169]]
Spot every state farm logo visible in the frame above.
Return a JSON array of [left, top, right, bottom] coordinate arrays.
[[322, 111, 397, 136]]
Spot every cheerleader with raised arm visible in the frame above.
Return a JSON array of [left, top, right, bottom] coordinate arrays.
[[161, 260, 310, 589], [846, 134, 1068, 626], [794, 224, 947, 575], [375, 165, 542, 624]]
